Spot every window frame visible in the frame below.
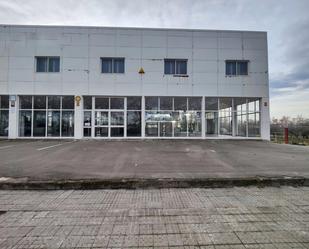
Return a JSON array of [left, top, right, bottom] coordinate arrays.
[[225, 60, 249, 76], [164, 59, 188, 76], [35, 56, 60, 73], [101, 57, 125, 74]]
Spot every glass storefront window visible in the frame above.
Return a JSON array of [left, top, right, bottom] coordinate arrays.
[[0, 110, 9, 136], [174, 111, 187, 137], [159, 97, 173, 110], [19, 111, 32, 137], [19, 96, 74, 137], [206, 112, 218, 136], [95, 97, 109, 109], [34, 96, 46, 109], [205, 97, 218, 111], [62, 96, 74, 109], [48, 96, 61, 109], [83, 111, 92, 127], [0, 95, 9, 109], [111, 127, 124, 137], [248, 112, 260, 137], [187, 111, 202, 137], [174, 97, 187, 111], [84, 128, 91, 137], [188, 97, 202, 111], [47, 111, 60, 137], [160, 122, 173, 137], [146, 122, 158, 137], [83, 96, 92, 110], [145, 97, 158, 110], [33, 111, 46, 137], [61, 111, 74, 137], [111, 112, 124, 125], [95, 111, 108, 126], [127, 97, 141, 110], [0, 95, 9, 136], [19, 96, 32, 109], [127, 111, 141, 137], [95, 127, 108, 137], [110, 98, 124, 109]]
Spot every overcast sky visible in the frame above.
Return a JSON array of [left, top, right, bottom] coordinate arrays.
[[0, 0, 308, 118]]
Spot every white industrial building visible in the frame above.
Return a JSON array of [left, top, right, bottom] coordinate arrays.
[[0, 25, 270, 140]]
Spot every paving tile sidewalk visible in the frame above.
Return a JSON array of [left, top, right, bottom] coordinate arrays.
[[0, 187, 309, 248]]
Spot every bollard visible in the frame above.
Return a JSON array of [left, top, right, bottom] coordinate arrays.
[[284, 127, 289, 144]]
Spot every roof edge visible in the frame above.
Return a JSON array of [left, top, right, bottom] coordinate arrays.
[[0, 23, 267, 33]]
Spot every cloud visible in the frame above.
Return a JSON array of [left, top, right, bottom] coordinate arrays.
[[0, 0, 308, 117]]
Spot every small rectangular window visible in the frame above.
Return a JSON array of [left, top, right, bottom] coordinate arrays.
[[164, 59, 187, 75], [36, 57, 60, 73], [101, 58, 125, 73], [226, 60, 248, 76]]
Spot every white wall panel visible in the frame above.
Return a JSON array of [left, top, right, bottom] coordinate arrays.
[[89, 34, 115, 46], [142, 35, 166, 47], [167, 36, 192, 48], [0, 25, 268, 99]]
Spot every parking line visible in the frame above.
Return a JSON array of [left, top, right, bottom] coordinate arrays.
[[37, 141, 75, 151], [0, 145, 14, 150]]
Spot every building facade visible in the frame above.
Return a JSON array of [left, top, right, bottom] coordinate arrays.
[[0, 25, 270, 140]]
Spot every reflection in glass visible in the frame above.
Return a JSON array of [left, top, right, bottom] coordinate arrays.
[[145, 97, 158, 110], [205, 97, 218, 110], [248, 113, 260, 137], [206, 112, 218, 136], [83, 111, 92, 127], [220, 114, 232, 136], [174, 111, 187, 137], [111, 127, 124, 137], [62, 96, 74, 109], [95, 97, 109, 109], [19, 111, 32, 137], [111, 112, 124, 125], [83, 96, 92, 110], [62, 111, 74, 137], [174, 97, 187, 111], [160, 97, 173, 110], [127, 111, 141, 137], [146, 122, 158, 137], [47, 111, 60, 137], [110, 98, 124, 109], [0, 95, 9, 109], [188, 111, 201, 137], [145, 111, 173, 122], [95, 112, 108, 126], [236, 114, 247, 137], [127, 97, 141, 110], [160, 122, 173, 137], [48, 96, 61, 109], [34, 96, 46, 109], [95, 127, 108, 137], [188, 97, 201, 110], [48, 57, 60, 72], [33, 111, 46, 137], [84, 128, 91, 137], [0, 110, 9, 136], [19, 96, 32, 109]]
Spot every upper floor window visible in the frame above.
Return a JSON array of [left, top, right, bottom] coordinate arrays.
[[226, 60, 248, 76], [164, 59, 187, 75], [36, 57, 60, 73], [101, 58, 125, 74]]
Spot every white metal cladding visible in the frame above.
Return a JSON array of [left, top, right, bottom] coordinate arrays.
[[0, 25, 270, 140]]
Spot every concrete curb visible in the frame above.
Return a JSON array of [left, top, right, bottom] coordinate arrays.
[[0, 176, 308, 190]]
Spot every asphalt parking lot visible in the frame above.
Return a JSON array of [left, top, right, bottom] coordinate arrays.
[[0, 139, 308, 181]]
